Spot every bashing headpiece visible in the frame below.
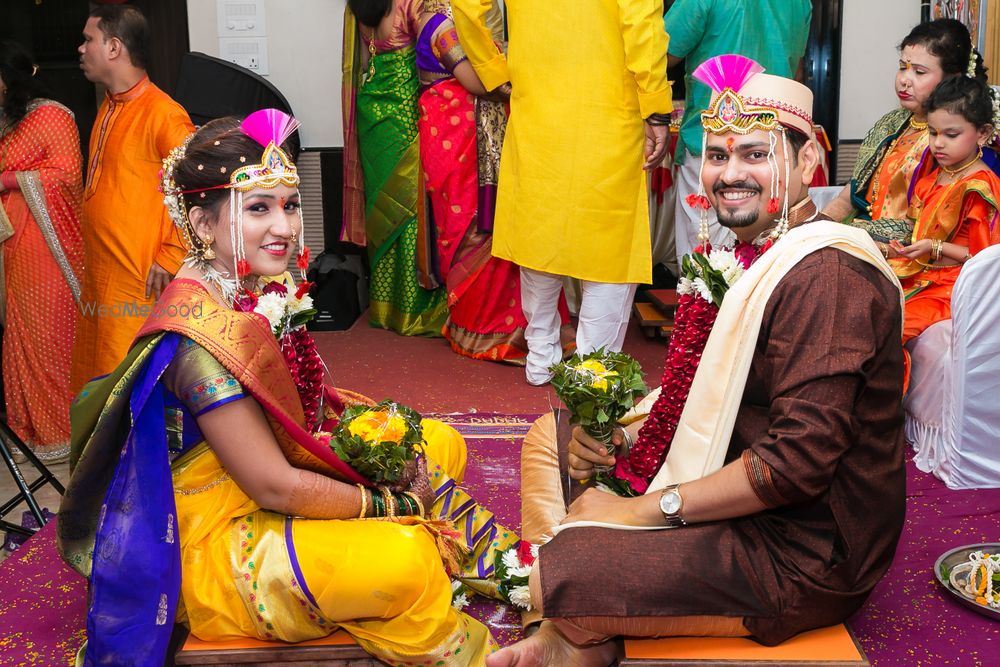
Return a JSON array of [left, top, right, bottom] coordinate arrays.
[[694, 55, 814, 138], [230, 109, 300, 191], [689, 55, 816, 246]]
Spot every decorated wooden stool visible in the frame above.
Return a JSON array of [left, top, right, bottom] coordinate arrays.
[[620, 624, 869, 666], [173, 629, 376, 666]]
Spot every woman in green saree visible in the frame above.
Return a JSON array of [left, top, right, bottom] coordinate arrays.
[[342, 0, 449, 335]]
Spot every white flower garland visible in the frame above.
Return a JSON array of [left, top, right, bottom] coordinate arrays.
[[494, 542, 540, 611], [451, 580, 470, 612], [677, 247, 747, 304], [253, 280, 315, 336], [950, 550, 1000, 609]]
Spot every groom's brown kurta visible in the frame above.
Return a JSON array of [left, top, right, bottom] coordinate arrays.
[[539, 246, 906, 646]]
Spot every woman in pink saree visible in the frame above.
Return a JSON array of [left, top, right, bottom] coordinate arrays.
[[415, 0, 573, 363]]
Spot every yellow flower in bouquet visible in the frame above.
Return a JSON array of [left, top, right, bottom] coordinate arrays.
[[330, 400, 424, 485], [348, 411, 409, 444], [550, 349, 646, 448], [575, 359, 619, 391]]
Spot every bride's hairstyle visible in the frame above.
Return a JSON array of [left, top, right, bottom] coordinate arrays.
[[900, 18, 988, 82], [0, 39, 50, 126]]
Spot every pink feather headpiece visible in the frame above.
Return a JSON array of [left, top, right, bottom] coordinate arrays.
[[230, 108, 301, 191], [691, 54, 764, 95]]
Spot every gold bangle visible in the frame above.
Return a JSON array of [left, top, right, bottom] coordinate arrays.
[[357, 484, 368, 519], [403, 491, 426, 518], [932, 239, 943, 262]]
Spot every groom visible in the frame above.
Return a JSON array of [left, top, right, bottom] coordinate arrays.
[[496, 59, 907, 666]]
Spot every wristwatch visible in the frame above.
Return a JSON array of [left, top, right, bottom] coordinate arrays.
[[659, 484, 687, 528]]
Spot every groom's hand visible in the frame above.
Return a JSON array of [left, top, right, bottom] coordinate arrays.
[[567, 426, 617, 480]]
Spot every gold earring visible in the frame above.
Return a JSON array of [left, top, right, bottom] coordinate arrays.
[[201, 236, 216, 260]]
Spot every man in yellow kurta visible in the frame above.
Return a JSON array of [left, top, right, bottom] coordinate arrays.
[[70, 5, 194, 392], [453, 0, 672, 384]]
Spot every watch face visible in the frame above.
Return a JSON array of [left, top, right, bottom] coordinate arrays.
[[660, 490, 682, 515]]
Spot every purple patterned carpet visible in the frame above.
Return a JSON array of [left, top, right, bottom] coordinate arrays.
[[1, 416, 997, 665], [847, 451, 1000, 665]]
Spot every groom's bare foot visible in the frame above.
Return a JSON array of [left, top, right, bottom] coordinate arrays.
[[486, 621, 618, 667]]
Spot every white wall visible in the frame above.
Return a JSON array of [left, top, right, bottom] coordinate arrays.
[[187, 0, 346, 148], [838, 0, 921, 141]]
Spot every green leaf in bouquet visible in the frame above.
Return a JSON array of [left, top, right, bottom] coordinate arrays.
[[595, 471, 640, 497], [290, 308, 318, 329]]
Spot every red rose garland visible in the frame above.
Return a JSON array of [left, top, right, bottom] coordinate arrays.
[[281, 327, 325, 430], [612, 242, 761, 495], [234, 279, 324, 430], [613, 292, 718, 494]]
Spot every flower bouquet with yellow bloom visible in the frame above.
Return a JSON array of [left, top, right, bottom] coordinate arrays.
[[330, 400, 424, 486], [549, 349, 647, 476]]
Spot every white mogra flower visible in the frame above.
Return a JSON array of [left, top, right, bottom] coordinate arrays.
[[508, 585, 533, 611], [677, 277, 695, 296], [452, 593, 469, 611], [707, 249, 746, 287], [691, 277, 712, 302], [509, 564, 532, 579], [706, 248, 735, 272], [290, 293, 314, 314], [501, 547, 521, 572], [721, 263, 743, 287], [254, 292, 287, 332]]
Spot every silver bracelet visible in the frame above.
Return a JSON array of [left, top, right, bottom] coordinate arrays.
[[618, 426, 634, 458]]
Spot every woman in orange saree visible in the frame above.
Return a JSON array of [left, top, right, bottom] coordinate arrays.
[[0, 40, 83, 462], [414, 1, 573, 362]]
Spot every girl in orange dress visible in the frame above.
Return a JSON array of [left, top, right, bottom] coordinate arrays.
[[888, 76, 1000, 348], [822, 19, 984, 224], [0, 40, 83, 462]]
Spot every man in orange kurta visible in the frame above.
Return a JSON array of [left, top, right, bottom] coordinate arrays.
[[71, 5, 194, 392]]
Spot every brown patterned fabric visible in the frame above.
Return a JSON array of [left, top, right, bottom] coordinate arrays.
[[539, 247, 906, 646]]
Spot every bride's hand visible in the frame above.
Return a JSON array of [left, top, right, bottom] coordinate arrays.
[[390, 458, 418, 492], [404, 456, 434, 517]]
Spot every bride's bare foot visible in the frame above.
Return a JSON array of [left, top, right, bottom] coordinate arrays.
[[486, 621, 619, 667]]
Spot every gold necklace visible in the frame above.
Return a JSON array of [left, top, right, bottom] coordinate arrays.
[[940, 148, 982, 175], [909, 117, 928, 130]]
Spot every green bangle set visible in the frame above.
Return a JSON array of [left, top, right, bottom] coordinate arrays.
[[368, 487, 420, 518]]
